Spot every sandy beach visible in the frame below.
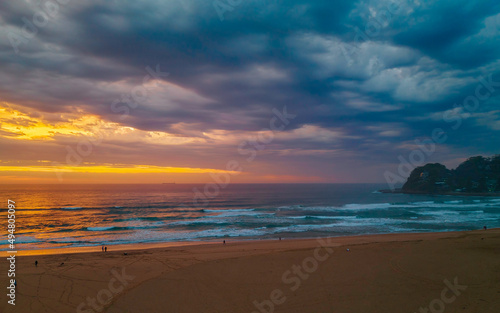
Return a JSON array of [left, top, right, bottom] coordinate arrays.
[[1, 229, 499, 313]]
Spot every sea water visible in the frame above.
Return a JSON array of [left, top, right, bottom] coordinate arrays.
[[1, 184, 499, 250]]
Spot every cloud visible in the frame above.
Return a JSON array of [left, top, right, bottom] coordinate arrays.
[[1, 0, 499, 182]]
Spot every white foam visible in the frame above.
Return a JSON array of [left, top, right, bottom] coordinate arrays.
[[211, 211, 272, 218], [444, 200, 463, 204], [169, 219, 228, 226], [342, 203, 392, 210], [87, 226, 115, 231], [183, 228, 267, 239], [270, 217, 397, 233], [418, 210, 460, 216], [412, 203, 490, 209], [288, 215, 356, 220], [411, 201, 435, 205], [203, 209, 255, 213], [282, 203, 394, 212]]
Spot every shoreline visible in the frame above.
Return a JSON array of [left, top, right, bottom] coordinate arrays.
[[2, 228, 495, 257], [379, 189, 500, 197], [0, 240, 220, 257], [2, 228, 498, 312]]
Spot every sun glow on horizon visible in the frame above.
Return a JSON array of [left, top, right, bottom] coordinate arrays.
[[0, 164, 240, 174]]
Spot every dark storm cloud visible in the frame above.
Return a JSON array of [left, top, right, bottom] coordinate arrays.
[[390, 0, 500, 68], [1, 0, 500, 181]]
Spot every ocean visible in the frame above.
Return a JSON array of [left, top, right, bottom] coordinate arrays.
[[1, 184, 500, 251]]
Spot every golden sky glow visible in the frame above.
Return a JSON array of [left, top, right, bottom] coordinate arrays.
[[0, 103, 205, 145], [0, 164, 240, 174], [0, 102, 328, 183], [0, 103, 242, 183], [0, 105, 93, 140]]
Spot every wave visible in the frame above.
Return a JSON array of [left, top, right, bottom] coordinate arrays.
[[202, 208, 256, 213], [87, 226, 116, 231], [411, 201, 435, 205], [86, 221, 166, 232], [279, 203, 414, 212], [202, 208, 273, 218], [169, 219, 230, 226], [269, 218, 394, 234], [113, 217, 165, 223], [417, 210, 461, 216], [287, 215, 357, 220], [287, 201, 499, 213], [0, 236, 40, 245], [342, 203, 394, 210]]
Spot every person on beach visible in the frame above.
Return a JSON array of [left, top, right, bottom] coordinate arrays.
[[105, 246, 107, 252], [223, 240, 226, 245], [35, 260, 38, 267], [102, 246, 104, 252]]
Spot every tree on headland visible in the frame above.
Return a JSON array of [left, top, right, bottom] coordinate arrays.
[[402, 163, 451, 193], [490, 155, 500, 191], [402, 155, 500, 193], [452, 156, 490, 192]]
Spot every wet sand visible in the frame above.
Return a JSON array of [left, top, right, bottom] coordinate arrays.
[[1, 229, 499, 313]]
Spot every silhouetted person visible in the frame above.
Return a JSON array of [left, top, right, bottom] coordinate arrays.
[[102, 246, 104, 252], [483, 226, 487, 230], [223, 240, 226, 245], [105, 246, 107, 252], [35, 260, 38, 267]]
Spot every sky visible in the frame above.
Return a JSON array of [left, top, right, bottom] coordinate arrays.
[[0, 0, 500, 184]]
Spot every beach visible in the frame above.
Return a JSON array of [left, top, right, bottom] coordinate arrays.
[[1, 229, 499, 313]]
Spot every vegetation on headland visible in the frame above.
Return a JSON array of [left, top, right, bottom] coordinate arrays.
[[383, 155, 500, 195]]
